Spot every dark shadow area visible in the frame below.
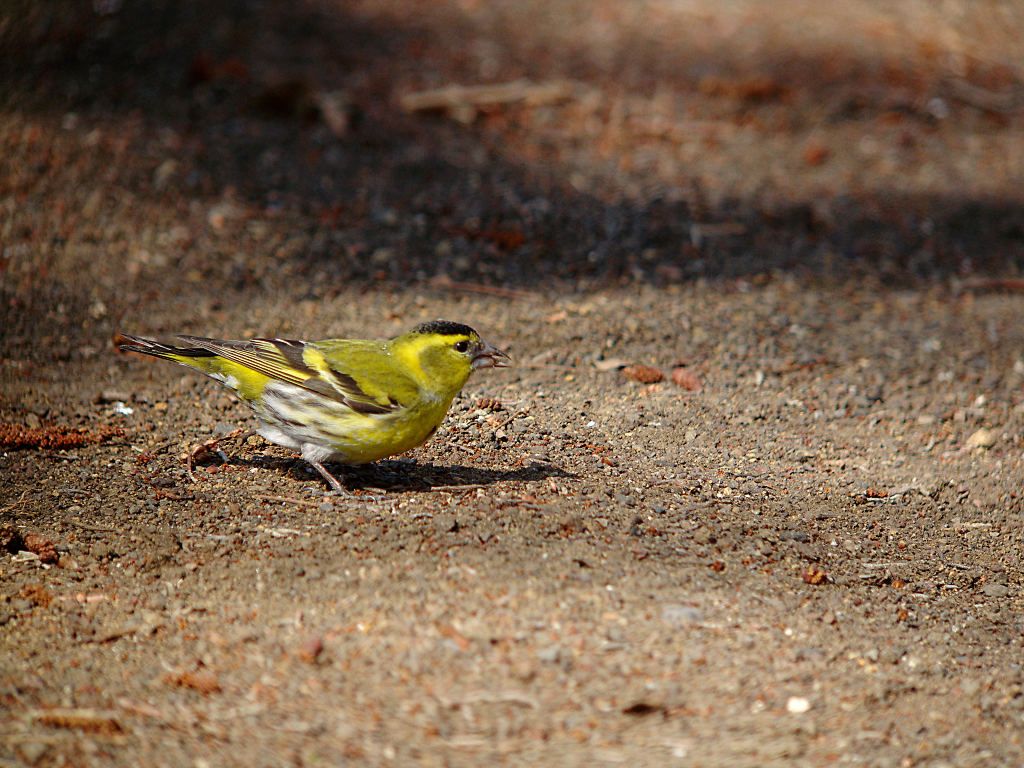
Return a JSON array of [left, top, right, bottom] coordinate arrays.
[[2, 0, 1023, 315], [200, 452, 573, 492], [334, 457, 574, 492]]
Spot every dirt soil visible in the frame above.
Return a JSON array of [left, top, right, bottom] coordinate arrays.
[[3, 1, 1024, 765]]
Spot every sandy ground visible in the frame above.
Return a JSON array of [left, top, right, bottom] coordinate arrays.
[[3, 1, 1024, 765]]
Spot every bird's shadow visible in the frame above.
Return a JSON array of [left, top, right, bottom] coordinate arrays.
[[221, 451, 574, 493]]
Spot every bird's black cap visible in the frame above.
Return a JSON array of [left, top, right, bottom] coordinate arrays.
[[409, 320, 478, 337]]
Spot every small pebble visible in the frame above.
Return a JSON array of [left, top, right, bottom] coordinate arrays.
[[965, 427, 996, 449], [614, 491, 636, 507], [786, 696, 811, 714], [661, 604, 703, 627], [537, 645, 561, 663], [17, 741, 49, 765], [982, 583, 1009, 598]]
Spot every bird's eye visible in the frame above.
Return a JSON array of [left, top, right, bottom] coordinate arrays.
[[454, 340, 470, 353]]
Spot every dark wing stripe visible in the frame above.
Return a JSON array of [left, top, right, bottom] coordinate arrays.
[[261, 338, 316, 376], [299, 376, 393, 414], [347, 399, 395, 415], [325, 368, 398, 414], [329, 369, 362, 393]]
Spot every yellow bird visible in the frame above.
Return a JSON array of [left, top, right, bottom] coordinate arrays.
[[117, 320, 509, 490]]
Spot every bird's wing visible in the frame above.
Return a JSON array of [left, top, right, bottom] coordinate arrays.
[[175, 336, 404, 415], [306, 339, 422, 412]]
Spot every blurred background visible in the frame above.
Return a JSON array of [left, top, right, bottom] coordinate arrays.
[[2, 0, 1024, 343]]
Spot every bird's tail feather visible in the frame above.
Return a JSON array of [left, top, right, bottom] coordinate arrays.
[[115, 333, 218, 362]]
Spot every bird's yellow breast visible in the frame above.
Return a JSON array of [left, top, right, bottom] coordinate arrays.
[[322, 394, 455, 464]]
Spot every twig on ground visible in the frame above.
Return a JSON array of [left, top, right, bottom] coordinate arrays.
[[1, 489, 30, 514], [401, 79, 573, 119], [256, 495, 321, 508], [946, 77, 1023, 114], [66, 518, 118, 534]]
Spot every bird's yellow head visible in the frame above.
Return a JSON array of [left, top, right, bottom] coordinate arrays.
[[392, 320, 509, 394]]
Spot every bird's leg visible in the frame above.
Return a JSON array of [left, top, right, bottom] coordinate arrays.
[[307, 460, 345, 493], [306, 461, 385, 502], [183, 428, 250, 484]]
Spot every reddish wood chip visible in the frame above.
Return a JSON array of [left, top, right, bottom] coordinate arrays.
[[297, 635, 325, 664], [804, 144, 830, 166], [23, 534, 58, 564], [671, 366, 703, 391], [33, 708, 125, 734], [802, 567, 829, 585], [0, 422, 125, 450], [164, 670, 221, 695], [622, 364, 664, 384]]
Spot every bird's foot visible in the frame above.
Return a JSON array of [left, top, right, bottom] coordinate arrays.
[[307, 460, 362, 500], [307, 460, 386, 501]]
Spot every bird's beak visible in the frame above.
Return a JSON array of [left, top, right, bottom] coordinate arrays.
[[472, 342, 511, 369]]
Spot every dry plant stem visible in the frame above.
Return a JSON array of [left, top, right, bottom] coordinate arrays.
[[1, 489, 30, 515], [256, 494, 322, 507], [400, 79, 573, 113]]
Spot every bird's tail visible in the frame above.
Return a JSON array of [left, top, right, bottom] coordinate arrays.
[[115, 334, 269, 401], [115, 333, 219, 364]]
